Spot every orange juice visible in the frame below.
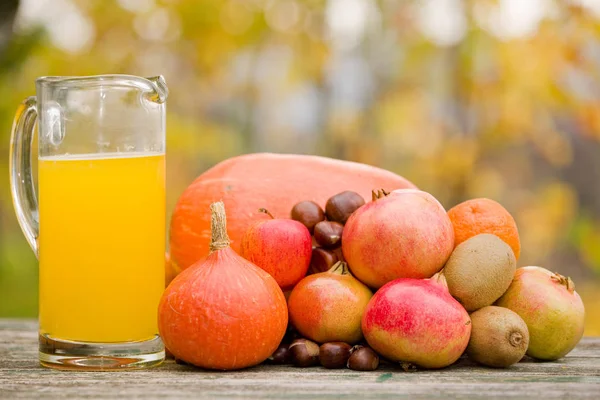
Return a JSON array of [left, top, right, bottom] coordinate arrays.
[[38, 152, 165, 343]]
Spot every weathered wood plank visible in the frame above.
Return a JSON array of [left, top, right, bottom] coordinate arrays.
[[1, 319, 599, 399]]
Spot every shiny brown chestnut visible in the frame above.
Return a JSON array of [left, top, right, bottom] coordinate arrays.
[[331, 246, 345, 262], [267, 344, 291, 364], [291, 201, 325, 234], [325, 191, 365, 224], [319, 342, 352, 369], [314, 221, 344, 248], [281, 322, 301, 344], [289, 338, 320, 367], [347, 345, 379, 371], [309, 248, 338, 274]]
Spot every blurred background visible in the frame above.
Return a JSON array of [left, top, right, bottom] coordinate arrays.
[[1, 0, 599, 334]]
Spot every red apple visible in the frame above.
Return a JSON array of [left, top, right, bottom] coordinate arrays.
[[240, 210, 312, 291]]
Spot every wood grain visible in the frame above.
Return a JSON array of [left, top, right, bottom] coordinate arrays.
[[1, 319, 599, 399]]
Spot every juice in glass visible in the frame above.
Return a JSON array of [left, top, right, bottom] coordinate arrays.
[[38, 152, 165, 343]]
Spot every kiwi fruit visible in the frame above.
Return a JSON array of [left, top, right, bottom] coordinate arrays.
[[467, 306, 529, 367], [443, 233, 516, 311]]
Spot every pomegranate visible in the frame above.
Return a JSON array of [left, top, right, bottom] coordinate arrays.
[[342, 189, 454, 288], [288, 261, 373, 344], [362, 278, 471, 369], [240, 209, 312, 291], [495, 266, 585, 361], [158, 202, 288, 370]]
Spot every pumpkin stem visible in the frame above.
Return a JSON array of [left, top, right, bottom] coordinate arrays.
[[209, 201, 231, 252], [258, 208, 275, 219], [328, 261, 350, 276]]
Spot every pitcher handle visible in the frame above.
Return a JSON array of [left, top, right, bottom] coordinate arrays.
[[9, 96, 39, 257]]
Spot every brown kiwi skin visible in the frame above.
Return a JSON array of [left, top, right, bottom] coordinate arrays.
[[444, 233, 516, 312], [467, 306, 529, 368]]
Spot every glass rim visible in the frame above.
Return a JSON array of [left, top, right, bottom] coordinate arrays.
[[35, 74, 168, 103]]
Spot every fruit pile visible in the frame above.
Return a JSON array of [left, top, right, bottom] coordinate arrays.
[[160, 155, 585, 372]]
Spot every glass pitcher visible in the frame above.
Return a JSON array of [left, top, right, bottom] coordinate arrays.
[[9, 75, 168, 370]]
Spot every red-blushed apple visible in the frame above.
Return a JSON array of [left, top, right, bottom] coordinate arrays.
[[240, 210, 312, 291]]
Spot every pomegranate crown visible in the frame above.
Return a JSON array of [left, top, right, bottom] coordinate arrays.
[[371, 189, 390, 201], [551, 272, 575, 293]]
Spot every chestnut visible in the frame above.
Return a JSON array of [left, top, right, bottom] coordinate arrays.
[[267, 344, 291, 365], [325, 191, 365, 224], [347, 345, 379, 371], [291, 201, 325, 234], [332, 246, 345, 262], [289, 338, 320, 367], [281, 322, 301, 344], [314, 221, 344, 248], [309, 248, 338, 274], [319, 342, 352, 369]]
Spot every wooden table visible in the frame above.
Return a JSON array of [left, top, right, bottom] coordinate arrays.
[[1, 319, 598, 399]]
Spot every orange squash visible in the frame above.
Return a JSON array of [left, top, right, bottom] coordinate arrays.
[[169, 153, 416, 270], [164, 252, 181, 287]]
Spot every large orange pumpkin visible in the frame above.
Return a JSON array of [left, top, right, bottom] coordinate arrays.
[[169, 153, 417, 270]]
